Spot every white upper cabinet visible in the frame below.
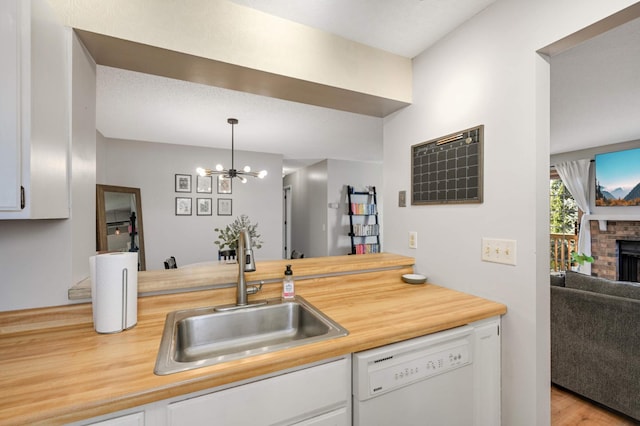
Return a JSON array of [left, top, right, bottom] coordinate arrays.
[[0, 0, 22, 212], [0, 0, 69, 219]]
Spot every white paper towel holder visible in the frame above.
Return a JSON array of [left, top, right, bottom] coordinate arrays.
[[90, 252, 138, 334]]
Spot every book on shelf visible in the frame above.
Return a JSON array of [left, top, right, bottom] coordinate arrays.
[[351, 223, 379, 236], [349, 203, 377, 215], [353, 243, 380, 254]]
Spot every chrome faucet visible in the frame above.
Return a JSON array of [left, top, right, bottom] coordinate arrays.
[[214, 228, 263, 312], [236, 228, 257, 306]]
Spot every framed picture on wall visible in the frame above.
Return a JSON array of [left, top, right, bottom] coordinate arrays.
[[196, 198, 212, 216], [175, 174, 192, 193], [196, 175, 212, 193], [217, 176, 232, 194], [217, 198, 232, 216], [175, 197, 192, 215]]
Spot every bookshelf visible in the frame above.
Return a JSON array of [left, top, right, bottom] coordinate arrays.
[[347, 185, 380, 254]]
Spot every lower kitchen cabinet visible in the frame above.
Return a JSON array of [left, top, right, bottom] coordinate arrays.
[[167, 357, 350, 425], [87, 412, 144, 426], [292, 407, 349, 425], [71, 356, 350, 426]]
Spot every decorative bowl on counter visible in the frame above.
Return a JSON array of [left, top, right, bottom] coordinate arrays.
[[402, 274, 428, 284]]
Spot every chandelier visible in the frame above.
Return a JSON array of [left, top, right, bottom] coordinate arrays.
[[196, 118, 267, 183]]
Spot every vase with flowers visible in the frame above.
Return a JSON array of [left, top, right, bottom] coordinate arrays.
[[214, 214, 263, 261]]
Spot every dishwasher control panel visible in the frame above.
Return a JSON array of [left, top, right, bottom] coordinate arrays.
[[368, 342, 470, 395], [352, 325, 474, 399]]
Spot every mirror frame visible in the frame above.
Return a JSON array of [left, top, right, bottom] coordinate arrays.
[[96, 184, 146, 270]]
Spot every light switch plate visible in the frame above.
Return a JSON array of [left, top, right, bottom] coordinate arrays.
[[409, 231, 418, 249], [398, 191, 407, 207], [481, 238, 517, 265]]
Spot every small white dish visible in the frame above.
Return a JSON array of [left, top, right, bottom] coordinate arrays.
[[402, 273, 427, 284]]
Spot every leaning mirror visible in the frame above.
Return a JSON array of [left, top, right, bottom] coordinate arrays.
[[96, 184, 146, 270]]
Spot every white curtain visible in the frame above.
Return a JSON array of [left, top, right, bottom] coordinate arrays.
[[555, 159, 592, 258]]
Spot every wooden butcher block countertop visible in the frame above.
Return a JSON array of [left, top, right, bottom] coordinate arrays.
[[0, 253, 506, 425]]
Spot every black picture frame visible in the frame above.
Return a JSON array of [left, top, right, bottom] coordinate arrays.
[[217, 198, 232, 216], [175, 197, 192, 215], [175, 174, 192, 193], [196, 198, 212, 216], [196, 175, 212, 193], [217, 176, 232, 194]]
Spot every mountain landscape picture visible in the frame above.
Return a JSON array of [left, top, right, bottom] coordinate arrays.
[[595, 147, 640, 206]]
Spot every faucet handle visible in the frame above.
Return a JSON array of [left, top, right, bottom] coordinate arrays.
[[246, 281, 264, 295]]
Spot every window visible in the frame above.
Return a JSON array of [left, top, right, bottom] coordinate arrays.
[[550, 168, 578, 271]]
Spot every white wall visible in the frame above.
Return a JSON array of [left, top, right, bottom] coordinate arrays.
[[283, 161, 328, 258], [100, 138, 283, 269], [0, 30, 96, 311], [70, 30, 97, 288], [381, 1, 638, 425], [551, 17, 640, 154]]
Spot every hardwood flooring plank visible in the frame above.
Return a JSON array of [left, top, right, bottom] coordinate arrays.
[[551, 385, 638, 425]]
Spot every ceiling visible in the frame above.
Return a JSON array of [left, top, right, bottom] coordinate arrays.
[[227, 0, 495, 59], [96, 0, 496, 173]]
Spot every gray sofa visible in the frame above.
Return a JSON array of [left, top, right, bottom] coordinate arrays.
[[551, 271, 640, 421]]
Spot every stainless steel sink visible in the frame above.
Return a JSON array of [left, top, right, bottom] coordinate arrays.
[[154, 296, 348, 375]]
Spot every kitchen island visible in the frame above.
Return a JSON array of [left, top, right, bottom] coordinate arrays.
[[0, 253, 506, 425]]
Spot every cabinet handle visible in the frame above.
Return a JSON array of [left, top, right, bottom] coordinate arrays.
[[20, 186, 25, 209]]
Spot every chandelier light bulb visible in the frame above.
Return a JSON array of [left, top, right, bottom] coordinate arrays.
[[215, 164, 224, 172], [258, 170, 268, 179], [196, 167, 206, 176], [244, 165, 251, 173]]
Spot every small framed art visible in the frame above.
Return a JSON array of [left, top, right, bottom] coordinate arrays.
[[217, 176, 232, 194], [217, 198, 232, 216], [196, 175, 212, 193], [175, 197, 192, 215], [175, 174, 192, 193], [196, 198, 212, 216]]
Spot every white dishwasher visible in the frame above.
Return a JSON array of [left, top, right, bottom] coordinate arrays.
[[352, 325, 474, 426]]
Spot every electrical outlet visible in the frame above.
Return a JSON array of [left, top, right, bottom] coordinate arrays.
[[481, 238, 517, 265], [409, 231, 418, 249]]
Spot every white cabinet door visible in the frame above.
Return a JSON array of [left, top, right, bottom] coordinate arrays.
[[0, 0, 22, 211], [472, 316, 501, 426], [292, 407, 349, 426], [0, 0, 69, 219], [87, 412, 144, 426], [167, 358, 350, 426]]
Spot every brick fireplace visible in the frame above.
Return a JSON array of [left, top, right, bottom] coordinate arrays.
[[590, 220, 640, 280]]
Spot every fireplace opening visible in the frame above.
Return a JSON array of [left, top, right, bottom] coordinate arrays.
[[617, 240, 640, 282]]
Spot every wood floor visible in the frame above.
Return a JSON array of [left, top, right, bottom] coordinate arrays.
[[551, 385, 639, 425]]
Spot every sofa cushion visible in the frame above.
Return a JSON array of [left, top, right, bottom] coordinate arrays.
[[551, 285, 640, 420], [550, 273, 565, 287], [565, 270, 640, 301]]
